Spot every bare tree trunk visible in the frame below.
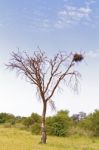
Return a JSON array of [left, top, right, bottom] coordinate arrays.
[[41, 101, 47, 144], [7, 50, 83, 144]]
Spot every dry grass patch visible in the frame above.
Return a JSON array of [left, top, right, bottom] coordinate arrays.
[[0, 127, 99, 150]]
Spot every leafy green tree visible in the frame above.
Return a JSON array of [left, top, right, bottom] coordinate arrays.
[[0, 113, 15, 124]]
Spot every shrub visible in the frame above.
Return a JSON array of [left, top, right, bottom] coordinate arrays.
[[31, 123, 41, 135], [23, 113, 41, 128], [78, 110, 99, 136], [46, 110, 72, 137], [23, 117, 34, 128]]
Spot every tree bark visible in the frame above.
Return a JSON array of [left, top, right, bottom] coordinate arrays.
[[41, 101, 47, 144]]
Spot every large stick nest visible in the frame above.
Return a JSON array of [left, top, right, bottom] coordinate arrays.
[[73, 53, 84, 62]]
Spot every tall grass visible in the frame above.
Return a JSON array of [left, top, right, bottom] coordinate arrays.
[[0, 126, 99, 150]]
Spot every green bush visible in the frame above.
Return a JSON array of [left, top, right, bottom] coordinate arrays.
[[31, 123, 41, 135], [31, 113, 41, 123], [23, 113, 41, 128], [46, 110, 72, 137], [78, 110, 99, 136], [23, 117, 34, 128]]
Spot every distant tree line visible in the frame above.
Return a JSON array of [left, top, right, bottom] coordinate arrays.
[[0, 109, 99, 137]]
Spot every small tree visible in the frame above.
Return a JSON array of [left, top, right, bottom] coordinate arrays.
[[7, 50, 83, 143]]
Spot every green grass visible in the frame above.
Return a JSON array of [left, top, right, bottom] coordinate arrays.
[[0, 127, 99, 150]]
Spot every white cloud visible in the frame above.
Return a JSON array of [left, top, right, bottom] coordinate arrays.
[[59, 6, 91, 19], [17, 0, 98, 31], [55, 5, 92, 28], [86, 50, 99, 58], [14, 0, 98, 31], [79, 7, 91, 13], [55, 0, 98, 29]]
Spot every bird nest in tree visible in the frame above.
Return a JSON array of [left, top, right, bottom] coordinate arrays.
[[73, 53, 84, 62]]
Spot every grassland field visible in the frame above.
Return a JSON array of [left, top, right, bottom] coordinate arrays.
[[0, 126, 99, 150]]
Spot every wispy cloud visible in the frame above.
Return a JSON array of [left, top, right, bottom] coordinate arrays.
[[55, 6, 92, 28], [86, 50, 99, 58], [20, 5, 53, 32], [1, 0, 98, 31], [20, 0, 94, 31], [55, 0, 98, 29]]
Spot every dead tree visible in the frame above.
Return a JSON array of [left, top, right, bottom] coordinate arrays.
[[7, 50, 83, 144]]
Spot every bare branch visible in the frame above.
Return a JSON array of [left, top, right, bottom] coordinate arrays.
[[48, 99, 56, 111], [44, 53, 72, 94], [46, 60, 74, 101], [7, 50, 83, 105]]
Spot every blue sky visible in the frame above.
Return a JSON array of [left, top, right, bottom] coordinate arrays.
[[0, 0, 99, 116]]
